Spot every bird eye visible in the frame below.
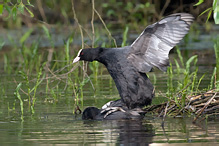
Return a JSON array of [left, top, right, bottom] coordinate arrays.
[[81, 52, 84, 55]]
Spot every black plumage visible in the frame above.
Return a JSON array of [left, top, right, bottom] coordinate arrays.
[[73, 13, 194, 120], [82, 100, 146, 120]]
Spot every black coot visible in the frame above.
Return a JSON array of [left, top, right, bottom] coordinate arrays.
[[73, 13, 194, 120], [82, 99, 146, 120]]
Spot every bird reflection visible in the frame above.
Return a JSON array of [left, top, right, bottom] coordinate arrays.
[[83, 119, 154, 145]]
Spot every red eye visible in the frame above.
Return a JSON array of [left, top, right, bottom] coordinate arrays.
[[81, 52, 84, 55]]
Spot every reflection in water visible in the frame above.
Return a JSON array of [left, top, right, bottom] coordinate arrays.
[[83, 119, 154, 145], [117, 120, 155, 145], [0, 111, 219, 145]]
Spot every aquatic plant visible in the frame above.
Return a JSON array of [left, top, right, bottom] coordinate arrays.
[[0, 0, 34, 20], [31, 63, 45, 113], [0, 38, 5, 50], [144, 44, 219, 121], [42, 25, 54, 48], [213, 36, 219, 89], [18, 63, 45, 114], [0, 83, 6, 98], [166, 46, 205, 110], [102, 1, 155, 29], [194, 0, 219, 24], [14, 83, 23, 121], [4, 54, 12, 74], [121, 26, 129, 47]]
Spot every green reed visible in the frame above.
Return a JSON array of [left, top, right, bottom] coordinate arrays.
[[214, 36, 219, 89], [14, 83, 23, 121], [0, 83, 6, 98], [4, 54, 12, 74], [18, 62, 45, 114], [210, 67, 217, 89], [0, 37, 5, 50], [122, 26, 129, 47], [31, 63, 45, 113], [42, 25, 54, 48], [166, 46, 205, 109]]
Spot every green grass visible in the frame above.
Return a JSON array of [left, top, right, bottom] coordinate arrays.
[[18, 63, 45, 114], [214, 36, 219, 89], [14, 83, 23, 121], [166, 46, 205, 111]]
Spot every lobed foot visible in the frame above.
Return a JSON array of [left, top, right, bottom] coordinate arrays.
[[101, 106, 126, 118]]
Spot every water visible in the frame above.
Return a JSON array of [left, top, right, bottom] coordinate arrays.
[[1, 24, 218, 49], [0, 109, 218, 145]]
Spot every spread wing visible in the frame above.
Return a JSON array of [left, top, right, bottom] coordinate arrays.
[[127, 13, 194, 72]]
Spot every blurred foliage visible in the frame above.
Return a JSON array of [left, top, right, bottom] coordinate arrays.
[[195, 0, 219, 24], [0, 0, 215, 29], [102, 0, 155, 28], [0, 0, 34, 20], [214, 36, 219, 89]]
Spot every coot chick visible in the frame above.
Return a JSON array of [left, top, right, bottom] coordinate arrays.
[[74, 13, 194, 119]]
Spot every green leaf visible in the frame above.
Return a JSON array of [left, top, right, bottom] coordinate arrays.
[[12, 6, 17, 20], [24, 6, 34, 17], [145, 2, 150, 7], [194, 0, 204, 6], [42, 25, 50, 38], [4, 5, 11, 20], [176, 46, 184, 67], [213, 0, 219, 24], [65, 37, 73, 63], [18, 3, 24, 14], [210, 67, 217, 89], [26, 4, 35, 7], [19, 29, 33, 44], [122, 26, 129, 47], [196, 74, 205, 92], [14, 82, 24, 121], [102, 3, 108, 8], [186, 55, 197, 72], [0, 39, 5, 50], [199, 7, 212, 16], [42, 25, 54, 48], [27, 0, 33, 6], [206, 9, 213, 23], [213, 0, 218, 9], [106, 9, 115, 17], [0, 4, 3, 15]]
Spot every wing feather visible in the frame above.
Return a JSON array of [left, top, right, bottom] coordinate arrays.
[[128, 13, 194, 72]]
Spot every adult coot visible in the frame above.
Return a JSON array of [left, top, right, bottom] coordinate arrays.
[[73, 13, 194, 120]]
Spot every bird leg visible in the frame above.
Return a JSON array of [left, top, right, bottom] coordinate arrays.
[[101, 107, 126, 118]]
